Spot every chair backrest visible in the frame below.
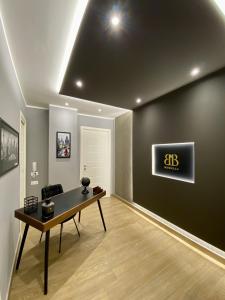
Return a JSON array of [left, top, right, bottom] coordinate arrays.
[[41, 184, 64, 200]]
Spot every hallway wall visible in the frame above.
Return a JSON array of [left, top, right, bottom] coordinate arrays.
[[133, 67, 225, 251], [0, 13, 26, 300]]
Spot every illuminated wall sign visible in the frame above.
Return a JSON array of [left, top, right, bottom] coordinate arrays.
[[152, 142, 195, 183]]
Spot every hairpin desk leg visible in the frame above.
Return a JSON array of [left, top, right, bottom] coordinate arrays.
[[16, 223, 29, 271], [97, 199, 107, 232], [44, 230, 50, 295], [78, 211, 81, 222]]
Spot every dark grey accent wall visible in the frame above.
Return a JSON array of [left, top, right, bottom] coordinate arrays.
[[115, 112, 133, 201], [26, 107, 49, 200], [133, 67, 225, 251]]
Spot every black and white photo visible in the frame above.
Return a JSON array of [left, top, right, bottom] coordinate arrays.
[[0, 118, 19, 176]]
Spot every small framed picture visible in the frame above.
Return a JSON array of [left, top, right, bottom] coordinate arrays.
[[56, 132, 71, 158], [0, 118, 19, 176]]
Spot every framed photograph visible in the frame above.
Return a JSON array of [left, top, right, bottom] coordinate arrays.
[[0, 118, 19, 176], [56, 132, 71, 158]]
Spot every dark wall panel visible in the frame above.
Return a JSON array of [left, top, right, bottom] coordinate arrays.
[[133, 68, 225, 251]]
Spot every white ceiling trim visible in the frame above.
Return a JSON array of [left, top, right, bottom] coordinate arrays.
[[26, 104, 48, 110], [27, 102, 129, 118], [26, 104, 116, 120], [58, 93, 130, 112], [78, 113, 115, 120], [49, 104, 78, 111]]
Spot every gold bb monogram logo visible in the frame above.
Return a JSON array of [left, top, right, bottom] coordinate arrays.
[[164, 154, 179, 167]]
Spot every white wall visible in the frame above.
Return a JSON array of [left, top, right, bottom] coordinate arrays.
[[0, 13, 26, 300], [49, 106, 80, 191]]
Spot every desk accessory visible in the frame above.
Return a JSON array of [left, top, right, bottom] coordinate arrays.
[[42, 198, 55, 220], [93, 186, 103, 195], [24, 196, 38, 214], [81, 177, 90, 194]]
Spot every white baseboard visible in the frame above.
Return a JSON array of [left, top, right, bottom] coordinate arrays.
[[112, 194, 225, 264], [5, 232, 21, 300]]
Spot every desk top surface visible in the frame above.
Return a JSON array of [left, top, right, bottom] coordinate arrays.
[[15, 187, 106, 231]]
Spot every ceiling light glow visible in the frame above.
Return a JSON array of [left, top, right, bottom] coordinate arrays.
[[111, 15, 120, 27], [190, 68, 200, 77], [214, 0, 225, 17], [56, 0, 89, 93], [76, 80, 83, 88], [65, 102, 69, 106], [98, 108, 102, 112], [136, 98, 142, 104]]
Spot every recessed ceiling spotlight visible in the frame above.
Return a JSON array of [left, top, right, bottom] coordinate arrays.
[[190, 67, 200, 77], [136, 98, 142, 104], [76, 80, 83, 88], [65, 102, 69, 106], [111, 15, 120, 27], [98, 108, 102, 112]]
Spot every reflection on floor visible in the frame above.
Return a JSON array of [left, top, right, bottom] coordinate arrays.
[[10, 197, 225, 300]]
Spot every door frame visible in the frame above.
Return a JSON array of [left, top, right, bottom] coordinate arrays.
[[20, 111, 26, 209], [80, 126, 111, 195]]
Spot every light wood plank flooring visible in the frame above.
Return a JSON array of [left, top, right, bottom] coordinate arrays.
[[10, 197, 225, 300]]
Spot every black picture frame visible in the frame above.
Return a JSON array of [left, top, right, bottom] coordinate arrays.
[[152, 142, 195, 183], [56, 131, 71, 158], [0, 118, 19, 176]]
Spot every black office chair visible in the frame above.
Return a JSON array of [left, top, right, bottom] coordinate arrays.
[[40, 184, 80, 253]]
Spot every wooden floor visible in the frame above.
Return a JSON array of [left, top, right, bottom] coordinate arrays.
[[10, 197, 225, 300]]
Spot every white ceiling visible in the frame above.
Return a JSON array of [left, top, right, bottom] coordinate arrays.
[[0, 0, 128, 117]]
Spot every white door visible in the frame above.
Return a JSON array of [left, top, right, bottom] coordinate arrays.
[[20, 112, 26, 209], [80, 126, 111, 196]]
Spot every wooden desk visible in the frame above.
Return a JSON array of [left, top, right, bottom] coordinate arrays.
[[14, 187, 106, 295]]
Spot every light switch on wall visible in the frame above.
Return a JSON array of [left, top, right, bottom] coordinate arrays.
[[31, 181, 39, 185]]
